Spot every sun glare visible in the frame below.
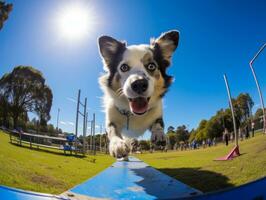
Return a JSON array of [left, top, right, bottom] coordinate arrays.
[[56, 4, 95, 41]]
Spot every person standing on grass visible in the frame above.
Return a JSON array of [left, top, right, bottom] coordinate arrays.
[[251, 121, 255, 137], [202, 140, 206, 148], [224, 128, 229, 146], [212, 137, 216, 146], [207, 138, 211, 147], [245, 125, 250, 139]]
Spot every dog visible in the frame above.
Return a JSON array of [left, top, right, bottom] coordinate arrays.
[[98, 30, 179, 160]]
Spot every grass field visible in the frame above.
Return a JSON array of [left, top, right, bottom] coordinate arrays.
[[1, 130, 265, 195], [0, 131, 115, 194], [136, 133, 266, 192]]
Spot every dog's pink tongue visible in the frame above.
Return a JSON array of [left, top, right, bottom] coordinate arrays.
[[130, 97, 148, 114]]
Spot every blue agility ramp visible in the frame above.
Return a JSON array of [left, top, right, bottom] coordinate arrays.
[[0, 156, 265, 200], [67, 156, 201, 199], [0, 185, 67, 200]]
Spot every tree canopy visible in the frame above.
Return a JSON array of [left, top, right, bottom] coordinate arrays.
[[0, 66, 53, 129], [166, 93, 259, 148], [0, 1, 12, 30]]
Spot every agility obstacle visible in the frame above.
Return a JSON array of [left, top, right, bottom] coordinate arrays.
[[0, 156, 265, 200]]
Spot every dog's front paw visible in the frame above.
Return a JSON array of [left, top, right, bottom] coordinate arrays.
[[151, 129, 166, 146], [109, 137, 130, 159]]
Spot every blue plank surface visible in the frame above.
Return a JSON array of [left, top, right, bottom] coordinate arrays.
[[189, 176, 266, 200], [0, 156, 265, 200], [0, 185, 68, 200], [70, 156, 201, 199]]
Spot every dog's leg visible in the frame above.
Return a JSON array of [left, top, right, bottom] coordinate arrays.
[[107, 122, 130, 159], [150, 118, 167, 147]]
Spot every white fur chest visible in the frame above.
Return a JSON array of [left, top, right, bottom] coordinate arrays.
[[120, 104, 162, 138]]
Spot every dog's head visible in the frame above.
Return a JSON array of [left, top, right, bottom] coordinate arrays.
[[98, 30, 179, 115]]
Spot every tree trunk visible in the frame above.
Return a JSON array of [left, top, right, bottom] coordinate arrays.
[[13, 113, 18, 129]]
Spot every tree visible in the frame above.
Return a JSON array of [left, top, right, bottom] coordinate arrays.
[[167, 126, 175, 132], [0, 1, 12, 30], [232, 93, 254, 127], [139, 140, 150, 151], [34, 86, 53, 131], [205, 115, 223, 139], [192, 93, 254, 142], [176, 125, 189, 142], [0, 93, 10, 127], [254, 108, 264, 120], [253, 108, 265, 130], [194, 120, 207, 141], [166, 126, 177, 149], [167, 132, 177, 149], [0, 66, 53, 129]]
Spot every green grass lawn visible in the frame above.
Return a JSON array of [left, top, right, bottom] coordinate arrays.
[[136, 133, 266, 193], [1, 130, 265, 195], [0, 130, 115, 194]]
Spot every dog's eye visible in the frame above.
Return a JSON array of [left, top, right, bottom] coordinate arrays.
[[147, 63, 156, 71], [120, 64, 130, 72]]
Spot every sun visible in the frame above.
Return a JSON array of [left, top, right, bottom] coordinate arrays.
[[56, 4, 95, 40]]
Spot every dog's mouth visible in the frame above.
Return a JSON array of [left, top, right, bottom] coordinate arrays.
[[128, 97, 150, 115]]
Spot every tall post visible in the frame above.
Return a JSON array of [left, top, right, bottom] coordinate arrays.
[[223, 74, 238, 146], [86, 112, 88, 151], [249, 43, 266, 134], [100, 125, 102, 152], [75, 90, 81, 154], [90, 120, 93, 151], [82, 98, 87, 155], [93, 113, 96, 155], [105, 129, 108, 154], [56, 108, 60, 132]]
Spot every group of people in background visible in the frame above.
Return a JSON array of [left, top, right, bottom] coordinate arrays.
[[223, 121, 255, 146]]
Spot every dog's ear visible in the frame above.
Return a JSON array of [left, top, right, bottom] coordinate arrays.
[[151, 30, 179, 64], [98, 36, 126, 69]]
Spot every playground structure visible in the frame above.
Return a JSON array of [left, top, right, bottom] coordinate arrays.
[[7, 89, 107, 156], [74, 89, 106, 155]]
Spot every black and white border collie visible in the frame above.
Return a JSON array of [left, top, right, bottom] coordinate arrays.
[[98, 30, 179, 160]]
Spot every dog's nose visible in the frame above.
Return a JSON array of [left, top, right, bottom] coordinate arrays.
[[131, 79, 148, 94]]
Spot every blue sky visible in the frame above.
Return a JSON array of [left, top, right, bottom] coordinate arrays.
[[0, 0, 266, 138]]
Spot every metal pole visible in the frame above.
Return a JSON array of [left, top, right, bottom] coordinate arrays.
[[249, 43, 266, 134], [75, 90, 81, 154], [56, 108, 60, 132], [223, 74, 238, 146], [100, 125, 102, 152], [93, 113, 96, 155], [105, 129, 108, 154], [82, 98, 87, 155], [90, 120, 93, 152], [86, 112, 88, 152]]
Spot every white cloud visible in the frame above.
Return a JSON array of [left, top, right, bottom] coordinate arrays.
[[60, 121, 67, 125], [67, 121, 75, 126], [66, 97, 77, 103]]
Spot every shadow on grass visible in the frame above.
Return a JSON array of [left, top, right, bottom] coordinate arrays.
[[158, 167, 234, 193], [9, 142, 86, 158]]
